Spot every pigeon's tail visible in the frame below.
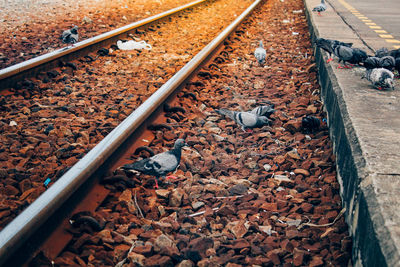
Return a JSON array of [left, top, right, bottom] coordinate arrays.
[[216, 109, 236, 120], [122, 161, 149, 173], [259, 40, 264, 48], [342, 42, 353, 48]]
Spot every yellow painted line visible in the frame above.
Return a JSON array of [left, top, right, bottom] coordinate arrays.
[[339, 0, 400, 48], [385, 39, 400, 44], [379, 34, 393, 39]]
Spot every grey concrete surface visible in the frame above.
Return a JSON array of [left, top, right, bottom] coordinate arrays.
[[304, 0, 400, 266], [327, 0, 400, 51]]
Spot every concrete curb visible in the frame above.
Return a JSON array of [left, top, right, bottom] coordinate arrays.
[[303, 0, 400, 266]]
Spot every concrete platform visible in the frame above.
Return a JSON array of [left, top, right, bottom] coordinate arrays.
[[303, 0, 400, 266]]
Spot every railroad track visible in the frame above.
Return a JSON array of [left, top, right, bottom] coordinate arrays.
[[0, 0, 208, 90], [0, 0, 261, 265], [0, 0, 252, 230], [0, 0, 352, 265]]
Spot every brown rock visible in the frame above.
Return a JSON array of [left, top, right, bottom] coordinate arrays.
[[309, 256, 324, 267], [169, 188, 184, 207], [3, 185, 19, 196], [113, 244, 131, 261], [177, 260, 194, 267], [228, 220, 248, 239], [128, 252, 146, 266], [267, 249, 281, 265], [18, 179, 32, 192], [156, 189, 170, 198], [284, 120, 302, 134], [144, 255, 172, 267], [293, 248, 305, 266], [97, 229, 113, 243], [293, 168, 310, 176], [154, 234, 177, 253], [132, 245, 153, 256], [260, 202, 277, 211], [197, 258, 213, 267], [188, 237, 214, 257]]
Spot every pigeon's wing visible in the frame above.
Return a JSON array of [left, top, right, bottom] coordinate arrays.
[[380, 56, 395, 69], [364, 57, 381, 69], [123, 158, 153, 173], [61, 30, 71, 42], [234, 112, 259, 128], [336, 46, 353, 61], [151, 151, 179, 174], [250, 105, 275, 117]]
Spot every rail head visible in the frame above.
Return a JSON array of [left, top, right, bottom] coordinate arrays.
[[0, 0, 262, 264]]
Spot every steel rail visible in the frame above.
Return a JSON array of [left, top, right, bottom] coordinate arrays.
[[0, 0, 207, 90], [0, 0, 262, 264]]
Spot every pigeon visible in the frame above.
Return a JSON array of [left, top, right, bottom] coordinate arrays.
[[379, 56, 396, 71], [375, 47, 389, 58], [216, 109, 271, 132], [302, 115, 320, 132], [60, 26, 79, 44], [332, 44, 367, 68], [389, 48, 400, 59], [312, 0, 327, 16], [351, 48, 368, 64], [315, 38, 353, 63], [363, 68, 395, 90], [395, 58, 400, 75], [254, 41, 266, 65], [250, 105, 275, 118], [122, 139, 187, 188], [363, 56, 381, 69]]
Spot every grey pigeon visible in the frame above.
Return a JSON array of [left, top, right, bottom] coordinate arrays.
[[363, 68, 395, 90], [380, 56, 396, 71], [250, 105, 275, 118], [375, 47, 389, 58], [254, 40, 266, 65], [363, 56, 381, 69], [389, 48, 400, 59], [61, 26, 79, 44], [216, 109, 271, 132], [315, 37, 352, 62], [312, 0, 327, 16], [395, 58, 400, 74], [122, 139, 187, 188], [332, 44, 367, 68], [350, 48, 368, 64]]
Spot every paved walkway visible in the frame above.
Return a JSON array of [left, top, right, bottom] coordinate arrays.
[[304, 0, 400, 266], [329, 0, 400, 51]]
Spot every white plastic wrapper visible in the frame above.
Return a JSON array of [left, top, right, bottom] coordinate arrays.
[[117, 40, 152, 50]]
